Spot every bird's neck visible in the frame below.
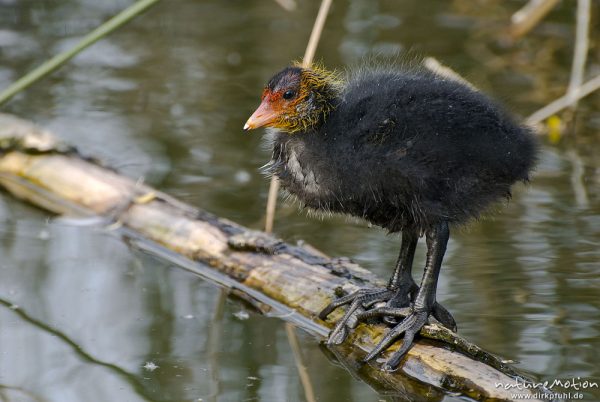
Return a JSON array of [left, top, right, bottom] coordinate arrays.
[[268, 128, 321, 170], [300, 66, 342, 102], [267, 129, 331, 199], [290, 66, 342, 133]]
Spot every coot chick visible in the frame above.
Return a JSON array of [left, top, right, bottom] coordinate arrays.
[[244, 63, 537, 371]]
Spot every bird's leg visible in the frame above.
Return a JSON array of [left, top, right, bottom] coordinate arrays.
[[384, 228, 419, 312], [350, 226, 457, 330], [319, 228, 419, 344], [363, 221, 451, 371]]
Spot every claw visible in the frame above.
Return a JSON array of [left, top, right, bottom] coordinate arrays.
[[328, 323, 349, 345], [320, 288, 396, 346], [383, 319, 423, 370], [326, 298, 365, 345], [364, 311, 428, 367], [363, 310, 429, 370]]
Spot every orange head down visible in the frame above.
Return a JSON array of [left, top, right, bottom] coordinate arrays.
[[244, 63, 342, 134]]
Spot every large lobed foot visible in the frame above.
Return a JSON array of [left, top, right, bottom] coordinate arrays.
[[320, 221, 454, 371], [359, 302, 456, 371], [318, 277, 418, 345], [319, 286, 456, 371], [318, 287, 396, 345]]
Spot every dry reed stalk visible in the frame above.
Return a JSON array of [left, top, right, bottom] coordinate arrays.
[[526, 74, 600, 126], [566, 0, 591, 110], [0, 0, 161, 106], [264, 0, 333, 233], [509, 0, 559, 39]]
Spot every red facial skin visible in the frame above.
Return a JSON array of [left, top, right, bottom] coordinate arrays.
[[244, 88, 298, 130]]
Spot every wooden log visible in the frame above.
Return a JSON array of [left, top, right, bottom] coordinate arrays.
[[0, 114, 549, 401]]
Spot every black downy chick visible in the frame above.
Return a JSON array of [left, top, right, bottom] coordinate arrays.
[[244, 63, 537, 371]]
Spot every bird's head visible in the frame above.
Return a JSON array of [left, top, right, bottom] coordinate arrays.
[[244, 63, 342, 134]]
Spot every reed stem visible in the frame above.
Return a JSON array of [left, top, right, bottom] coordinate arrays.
[[265, 0, 333, 233], [0, 0, 161, 107], [566, 0, 591, 110]]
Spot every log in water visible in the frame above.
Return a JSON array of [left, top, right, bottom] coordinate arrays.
[[0, 114, 549, 401]]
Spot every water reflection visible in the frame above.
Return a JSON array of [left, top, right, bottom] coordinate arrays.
[[0, 0, 599, 401]]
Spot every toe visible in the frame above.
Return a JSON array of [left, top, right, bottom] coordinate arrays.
[[319, 290, 362, 319], [363, 310, 429, 367], [355, 306, 411, 322], [328, 323, 349, 345], [319, 288, 393, 320]]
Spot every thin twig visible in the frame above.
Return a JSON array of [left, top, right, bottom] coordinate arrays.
[[526, 74, 600, 125], [0, 0, 161, 107], [264, 176, 280, 234], [423, 57, 477, 91], [566, 0, 591, 110], [566, 149, 589, 207], [286, 324, 317, 402], [509, 0, 559, 39], [265, 0, 333, 233], [301, 0, 333, 69], [207, 289, 227, 402]]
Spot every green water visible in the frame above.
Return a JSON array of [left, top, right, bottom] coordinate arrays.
[[0, 1, 598, 401]]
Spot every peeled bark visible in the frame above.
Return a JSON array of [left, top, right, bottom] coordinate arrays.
[[0, 114, 550, 401]]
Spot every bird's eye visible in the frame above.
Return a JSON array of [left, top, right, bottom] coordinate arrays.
[[283, 90, 295, 100]]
